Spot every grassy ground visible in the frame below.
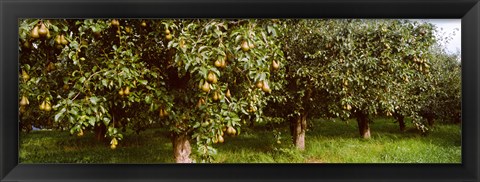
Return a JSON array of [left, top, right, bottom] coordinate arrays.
[[19, 118, 461, 163]]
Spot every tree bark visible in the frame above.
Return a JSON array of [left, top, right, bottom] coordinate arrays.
[[291, 112, 307, 150], [94, 123, 107, 142], [172, 133, 192, 163], [393, 112, 405, 132], [356, 112, 371, 139], [426, 115, 434, 126]]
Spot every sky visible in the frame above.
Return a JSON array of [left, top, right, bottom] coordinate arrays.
[[421, 19, 461, 55]]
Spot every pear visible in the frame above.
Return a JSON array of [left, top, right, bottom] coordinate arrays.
[[346, 104, 352, 111], [111, 19, 120, 27], [227, 126, 236, 135], [77, 129, 84, 137], [22, 70, 30, 82], [20, 96, 29, 106], [55, 35, 62, 45], [220, 58, 227, 68], [207, 72, 217, 84], [19, 106, 26, 113], [39, 101, 46, 111], [159, 108, 164, 117], [179, 39, 186, 49], [271, 60, 279, 70], [212, 91, 220, 101], [47, 62, 55, 72], [125, 26, 132, 34], [201, 81, 210, 92], [118, 88, 124, 96], [214, 59, 222, 68], [241, 41, 249, 52], [159, 108, 167, 118], [262, 81, 271, 93], [255, 81, 263, 89], [44, 102, 52, 112], [141, 21, 147, 27], [165, 29, 170, 35], [218, 135, 224, 143], [60, 35, 68, 45], [23, 41, 31, 49], [110, 138, 118, 145], [165, 34, 173, 41], [249, 42, 255, 49], [110, 144, 117, 150], [38, 23, 48, 37], [124, 87, 130, 95], [225, 89, 231, 98], [197, 98, 205, 108], [30, 26, 40, 39]]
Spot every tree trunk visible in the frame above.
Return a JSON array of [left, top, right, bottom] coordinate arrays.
[[356, 112, 371, 139], [426, 115, 434, 126], [172, 133, 192, 163], [291, 112, 307, 150], [94, 123, 107, 142], [394, 113, 405, 132]]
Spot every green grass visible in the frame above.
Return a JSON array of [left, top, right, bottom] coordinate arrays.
[[19, 118, 461, 163]]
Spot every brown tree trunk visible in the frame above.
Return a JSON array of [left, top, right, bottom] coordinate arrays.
[[172, 133, 192, 163], [427, 116, 434, 126], [395, 114, 405, 132], [94, 123, 107, 142], [291, 112, 307, 150], [356, 112, 371, 139]]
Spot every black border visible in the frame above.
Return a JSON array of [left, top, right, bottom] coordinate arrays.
[[1, 0, 479, 182]]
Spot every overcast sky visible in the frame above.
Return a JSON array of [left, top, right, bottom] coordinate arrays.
[[421, 19, 461, 55]]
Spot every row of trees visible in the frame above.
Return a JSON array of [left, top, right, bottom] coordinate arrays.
[[18, 19, 461, 162]]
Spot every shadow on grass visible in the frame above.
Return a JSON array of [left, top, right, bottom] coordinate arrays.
[[308, 118, 461, 148]]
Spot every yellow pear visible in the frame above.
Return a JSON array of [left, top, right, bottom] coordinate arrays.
[[165, 34, 173, 41], [44, 102, 52, 112], [218, 135, 224, 143], [20, 96, 29, 106], [22, 70, 30, 82], [111, 19, 120, 27], [241, 41, 249, 52], [60, 35, 68, 45], [38, 23, 48, 37], [30, 26, 40, 39], [212, 91, 220, 101], [201, 81, 210, 92], [39, 101, 46, 111], [124, 87, 130, 95], [346, 104, 352, 111], [214, 59, 222, 68], [271, 60, 279, 70], [249, 42, 255, 49], [55, 35, 62, 45], [207, 72, 217, 84], [255, 81, 263, 89], [227, 126, 236, 135], [118, 88, 124, 96], [77, 129, 84, 137], [225, 89, 231, 98], [262, 81, 271, 93]]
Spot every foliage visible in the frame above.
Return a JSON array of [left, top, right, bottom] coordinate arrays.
[[19, 19, 286, 162]]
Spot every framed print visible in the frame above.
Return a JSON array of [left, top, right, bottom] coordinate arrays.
[[1, 0, 479, 182]]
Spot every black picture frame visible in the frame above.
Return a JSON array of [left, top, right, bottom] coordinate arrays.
[[1, 0, 479, 182]]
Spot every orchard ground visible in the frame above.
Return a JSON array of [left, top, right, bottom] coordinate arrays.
[[20, 117, 461, 163]]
